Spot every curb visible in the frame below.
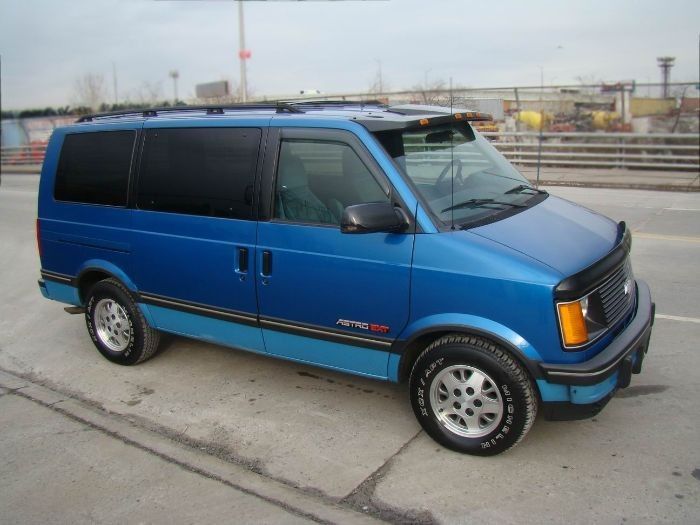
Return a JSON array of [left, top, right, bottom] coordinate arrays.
[[1, 165, 41, 174], [535, 179, 700, 193]]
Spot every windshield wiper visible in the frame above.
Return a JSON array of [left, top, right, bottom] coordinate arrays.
[[441, 198, 526, 213], [504, 184, 548, 195]]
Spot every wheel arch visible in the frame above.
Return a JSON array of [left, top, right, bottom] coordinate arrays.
[[393, 324, 543, 386], [75, 260, 138, 304]]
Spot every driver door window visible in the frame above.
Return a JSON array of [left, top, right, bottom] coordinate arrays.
[[274, 139, 389, 226]]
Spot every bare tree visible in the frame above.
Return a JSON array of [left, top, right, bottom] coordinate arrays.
[[575, 74, 603, 95], [134, 81, 165, 105], [411, 78, 448, 104], [73, 73, 107, 111], [367, 62, 389, 96]]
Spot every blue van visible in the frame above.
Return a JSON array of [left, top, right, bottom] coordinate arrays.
[[37, 102, 654, 455]]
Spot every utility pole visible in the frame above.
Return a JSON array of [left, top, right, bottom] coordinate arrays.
[[238, 1, 249, 102], [169, 70, 179, 105], [536, 66, 544, 188], [657, 57, 675, 98], [112, 61, 118, 105]]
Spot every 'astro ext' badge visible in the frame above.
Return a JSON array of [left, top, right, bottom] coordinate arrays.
[[336, 318, 390, 334]]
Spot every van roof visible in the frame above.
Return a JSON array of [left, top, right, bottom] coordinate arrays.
[[74, 101, 493, 132]]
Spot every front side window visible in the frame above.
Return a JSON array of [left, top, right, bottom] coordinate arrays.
[[137, 127, 261, 219], [274, 139, 388, 225], [375, 123, 543, 228], [54, 130, 135, 206]]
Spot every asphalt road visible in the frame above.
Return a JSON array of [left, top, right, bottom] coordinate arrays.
[[1, 174, 698, 524]]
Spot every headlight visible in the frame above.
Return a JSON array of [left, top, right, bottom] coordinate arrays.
[[557, 293, 607, 349]]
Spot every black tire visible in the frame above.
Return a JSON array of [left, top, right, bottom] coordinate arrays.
[[409, 334, 537, 456], [85, 278, 160, 365]]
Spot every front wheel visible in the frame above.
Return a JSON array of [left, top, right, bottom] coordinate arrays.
[[85, 278, 160, 365], [409, 334, 537, 455]]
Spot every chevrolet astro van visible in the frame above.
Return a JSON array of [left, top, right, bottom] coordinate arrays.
[[37, 102, 655, 455]]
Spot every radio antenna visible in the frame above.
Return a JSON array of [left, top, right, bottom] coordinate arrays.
[[449, 77, 455, 230]]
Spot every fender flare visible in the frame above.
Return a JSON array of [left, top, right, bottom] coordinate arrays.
[[75, 260, 139, 297], [74, 261, 157, 326], [392, 314, 544, 383]]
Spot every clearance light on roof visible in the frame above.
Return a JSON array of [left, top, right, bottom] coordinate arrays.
[[419, 118, 430, 126], [463, 112, 493, 122], [441, 112, 493, 122]]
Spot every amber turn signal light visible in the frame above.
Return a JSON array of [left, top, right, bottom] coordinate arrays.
[[557, 301, 588, 346]]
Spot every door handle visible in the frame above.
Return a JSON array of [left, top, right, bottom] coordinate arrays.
[[237, 247, 249, 273], [262, 251, 272, 277]]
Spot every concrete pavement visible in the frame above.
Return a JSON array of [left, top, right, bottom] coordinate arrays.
[[0, 385, 311, 524], [1, 175, 699, 523], [0, 371, 382, 525]]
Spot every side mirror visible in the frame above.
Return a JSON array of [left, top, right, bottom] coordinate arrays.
[[341, 202, 409, 234]]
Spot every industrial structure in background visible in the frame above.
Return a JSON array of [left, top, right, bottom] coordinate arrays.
[[195, 80, 231, 100], [2, 79, 698, 174], [2, 1, 697, 181], [657, 57, 675, 98]]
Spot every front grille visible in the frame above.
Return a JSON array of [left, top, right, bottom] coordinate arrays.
[[596, 258, 634, 327]]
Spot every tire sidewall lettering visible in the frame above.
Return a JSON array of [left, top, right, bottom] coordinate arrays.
[[410, 342, 533, 455], [417, 358, 444, 418], [479, 383, 516, 449]]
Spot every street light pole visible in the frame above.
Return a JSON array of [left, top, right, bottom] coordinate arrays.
[[112, 61, 119, 105], [238, 1, 247, 102], [169, 70, 179, 105]]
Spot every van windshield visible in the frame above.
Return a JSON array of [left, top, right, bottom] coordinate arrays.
[[375, 123, 545, 228]]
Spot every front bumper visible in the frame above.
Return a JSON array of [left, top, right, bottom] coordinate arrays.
[[540, 279, 654, 387], [539, 279, 654, 421]]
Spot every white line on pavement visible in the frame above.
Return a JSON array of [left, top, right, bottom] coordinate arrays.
[[656, 314, 700, 324], [633, 232, 700, 243]]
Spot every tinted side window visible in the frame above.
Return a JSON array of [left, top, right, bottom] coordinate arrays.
[[137, 128, 261, 219], [274, 140, 389, 225], [54, 131, 135, 206]]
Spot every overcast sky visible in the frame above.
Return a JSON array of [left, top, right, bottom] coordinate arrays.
[[1, 0, 699, 109]]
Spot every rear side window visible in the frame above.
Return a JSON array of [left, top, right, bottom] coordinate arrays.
[[54, 131, 135, 206], [137, 128, 261, 219]]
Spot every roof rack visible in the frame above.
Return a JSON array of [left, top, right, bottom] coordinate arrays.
[[285, 99, 388, 111], [75, 102, 302, 123]]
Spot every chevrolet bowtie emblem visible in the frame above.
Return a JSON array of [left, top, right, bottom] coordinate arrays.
[[623, 279, 632, 295]]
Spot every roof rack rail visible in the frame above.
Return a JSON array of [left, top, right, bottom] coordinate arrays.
[[75, 102, 302, 123], [286, 99, 388, 110]]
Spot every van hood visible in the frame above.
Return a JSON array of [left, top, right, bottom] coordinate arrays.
[[469, 195, 619, 277]]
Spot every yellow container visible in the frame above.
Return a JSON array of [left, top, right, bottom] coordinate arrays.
[[516, 111, 552, 130], [591, 111, 620, 130]]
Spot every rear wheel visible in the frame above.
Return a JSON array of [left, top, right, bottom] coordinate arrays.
[[85, 278, 160, 365], [409, 334, 537, 455]]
